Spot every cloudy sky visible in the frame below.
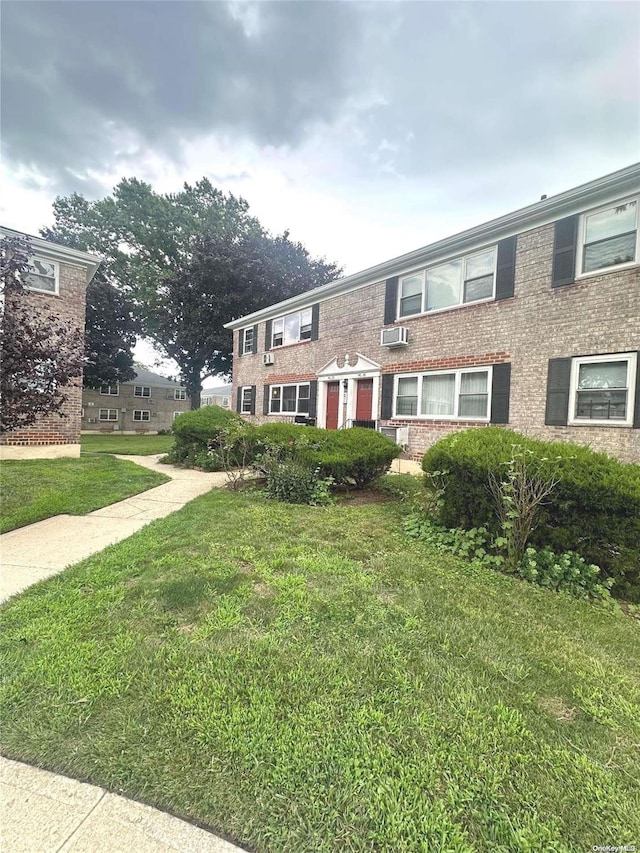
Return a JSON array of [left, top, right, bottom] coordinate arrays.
[[2, 0, 638, 376]]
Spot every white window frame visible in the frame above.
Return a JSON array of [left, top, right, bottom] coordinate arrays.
[[99, 408, 118, 422], [174, 388, 187, 400], [242, 326, 255, 355], [271, 309, 313, 348], [268, 382, 311, 415], [397, 246, 497, 320], [222, 397, 229, 407], [173, 411, 184, 420], [133, 410, 151, 422], [576, 196, 639, 279], [134, 385, 151, 398], [568, 352, 637, 428], [393, 366, 492, 421], [241, 386, 253, 414], [100, 383, 119, 396], [25, 256, 59, 295]]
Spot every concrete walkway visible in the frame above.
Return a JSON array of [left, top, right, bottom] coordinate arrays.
[[1, 455, 248, 852]]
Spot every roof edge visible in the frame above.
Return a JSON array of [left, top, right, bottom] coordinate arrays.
[[0, 226, 102, 283]]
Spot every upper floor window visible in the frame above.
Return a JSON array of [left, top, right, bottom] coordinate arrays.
[[243, 326, 255, 355], [100, 383, 119, 396], [394, 367, 491, 420], [398, 248, 496, 318], [174, 388, 186, 400], [269, 383, 311, 414], [579, 199, 638, 276], [26, 257, 59, 294], [272, 308, 312, 348], [568, 353, 636, 427], [134, 385, 151, 397]]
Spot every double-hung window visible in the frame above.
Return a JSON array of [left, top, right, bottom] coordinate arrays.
[[99, 408, 118, 421], [26, 257, 58, 294], [272, 309, 312, 348], [578, 199, 638, 276], [568, 353, 637, 426], [243, 327, 255, 354], [394, 368, 491, 420], [133, 410, 150, 422], [134, 385, 151, 398], [269, 383, 311, 414], [100, 383, 119, 396], [241, 387, 253, 414], [174, 388, 186, 400], [398, 248, 496, 318]]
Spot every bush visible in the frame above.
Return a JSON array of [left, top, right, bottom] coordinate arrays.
[[422, 428, 640, 600], [262, 460, 334, 506], [166, 406, 242, 466]]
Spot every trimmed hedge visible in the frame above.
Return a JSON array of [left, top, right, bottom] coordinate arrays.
[[168, 406, 241, 466], [422, 427, 640, 601]]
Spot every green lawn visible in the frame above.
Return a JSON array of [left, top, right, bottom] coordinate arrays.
[[81, 433, 175, 455], [0, 456, 169, 533], [1, 491, 638, 851]]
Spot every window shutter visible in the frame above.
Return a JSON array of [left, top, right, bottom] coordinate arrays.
[[490, 363, 511, 423], [263, 384, 270, 416], [264, 320, 273, 351], [236, 386, 242, 414], [552, 216, 578, 287], [311, 304, 320, 341], [634, 352, 640, 428], [545, 358, 572, 425], [250, 385, 256, 416], [495, 236, 517, 300], [252, 325, 258, 354], [384, 277, 398, 325], [308, 380, 318, 420], [238, 329, 245, 357], [381, 374, 394, 419]]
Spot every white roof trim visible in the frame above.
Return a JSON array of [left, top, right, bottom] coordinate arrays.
[[0, 226, 102, 284], [225, 162, 640, 330]]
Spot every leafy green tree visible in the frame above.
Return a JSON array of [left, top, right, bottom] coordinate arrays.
[[83, 273, 137, 388]]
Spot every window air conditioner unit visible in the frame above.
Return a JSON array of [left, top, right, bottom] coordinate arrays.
[[262, 352, 274, 366], [121, 408, 127, 413], [381, 326, 408, 347], [88, 418, 96, 424], [379, 425, 409, 449]]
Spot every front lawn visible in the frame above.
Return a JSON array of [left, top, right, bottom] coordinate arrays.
[[81, 433, 175, 455], [1, 491, 638, 851], [0, 456, 170, 533]]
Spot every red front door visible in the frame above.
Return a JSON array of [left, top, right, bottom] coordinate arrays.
[[355, 378, 373, 421], [325, 382, 340, 430]]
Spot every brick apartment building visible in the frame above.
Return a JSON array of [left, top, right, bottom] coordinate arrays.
[[82, 367, 190, 434], [226, 164, 640, 464], [0, 227, 101, 459]]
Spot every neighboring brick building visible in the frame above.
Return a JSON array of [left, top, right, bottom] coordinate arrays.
[[0, 227, 101, 459], [201, 385, 232, 408], [226, 164, 640, 464], [82, 367, 190, 434]]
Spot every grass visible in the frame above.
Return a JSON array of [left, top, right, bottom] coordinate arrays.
[[81, 433, 175, 455], [0, 456, 170, 533], [1, 490, 638, 851]]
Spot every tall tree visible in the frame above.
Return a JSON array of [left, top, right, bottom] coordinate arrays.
[[83, 273, 138, 388], [0, 237, 84, 432], [44, 178, 342, 407]]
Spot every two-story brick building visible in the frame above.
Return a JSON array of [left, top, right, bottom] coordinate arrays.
[[82, 367, 190, 433], [0, 227, 101, 459], [226, 164, 640, 465]]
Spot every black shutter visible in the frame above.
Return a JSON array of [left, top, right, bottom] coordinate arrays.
[[545, 358, 572, 425], [552, 216, 578, 287], [250, 385, 256, 416], [264, 320, 273, 351], [238, 329, 245, 357], [252, 325, 258, 354], [263, 385, 270, 416], [384, 277, 399, 324], [236, 386, 242, 414], [490, 363, 511, 423], [308, 380, 318, 420], [633, 352, 640, 428], [311, 304, 320, 341], [495, 236, 517, 300], [381, 374, 394, 419]]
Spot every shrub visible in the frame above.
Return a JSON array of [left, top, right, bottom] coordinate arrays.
[[167, 406, 242, 465], [263, 460, 334, 506], [422, 428, 640, 600]]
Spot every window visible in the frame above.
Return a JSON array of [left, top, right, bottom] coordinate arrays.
[[173, 411, 184, 420], [222, 397, 229, 407], [134, 385, 151, 397], [100, 383, 119, 396], [269, 383, 311, 414], [174, 388, 186, 400], [241, 386, 253, 414], [569, 353, 637, 426], [133, 410, 150, 422], [243, 327, 255, 355], [579, 199, 638, 276], [398, 247, 497, 318], [394, 368, 491, 420], [272, 308, 312, 347], [26, 257, 58, 294], [99, 408, 118, 421]]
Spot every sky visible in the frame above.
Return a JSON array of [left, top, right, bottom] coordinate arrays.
[[2, 0, 639, 383]]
